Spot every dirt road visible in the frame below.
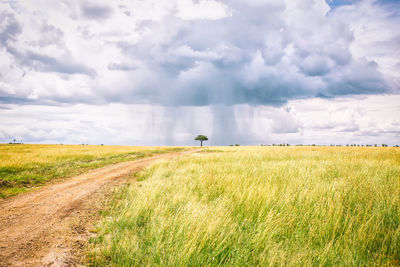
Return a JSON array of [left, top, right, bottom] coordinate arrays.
[[0, 149, 200, 266]]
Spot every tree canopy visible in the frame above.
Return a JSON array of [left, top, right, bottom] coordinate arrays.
[[195, 135, 208, 146]]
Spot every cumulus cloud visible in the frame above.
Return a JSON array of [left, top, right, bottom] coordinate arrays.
[[1, 0, 399, 107], [0, 6, 95, 79]]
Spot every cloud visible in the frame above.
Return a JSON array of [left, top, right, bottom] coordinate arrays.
[[175, 0, 230, 20], [0, 0, 399, 145], [31, 21, 65, 47], [0, 8, 96, 78], [23, 51, 96, 76], [0, 9, 21, 45], [1, 0, 399, 107], [107, 62, 137, 71], [80, 3, 113, 20], [94, 0, 396, 107], [271, 106, 301, 133]]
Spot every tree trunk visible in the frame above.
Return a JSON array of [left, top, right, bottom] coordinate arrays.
[[200, 140, 203, 147]]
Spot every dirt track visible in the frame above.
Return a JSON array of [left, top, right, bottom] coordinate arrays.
[[0, 149, 200, 266]]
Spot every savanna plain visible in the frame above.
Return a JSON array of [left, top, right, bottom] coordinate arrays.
[[1, 145, 399, 266], [0, 144, 183, 198], [88, 146, 400, 266]]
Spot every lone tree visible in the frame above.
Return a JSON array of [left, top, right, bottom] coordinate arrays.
[[195, 135, 208, 147]]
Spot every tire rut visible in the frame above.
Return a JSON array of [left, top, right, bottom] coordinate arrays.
[[0, 149, 201, 266]]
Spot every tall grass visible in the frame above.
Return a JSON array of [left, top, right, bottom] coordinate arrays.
[[88, 146, 400, 266], [0, 144, 185, 198]]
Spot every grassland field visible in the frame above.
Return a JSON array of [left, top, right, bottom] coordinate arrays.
[[1, 144, 399, 266], [86, 146, 400, 266], [0, 144, 185, 198]]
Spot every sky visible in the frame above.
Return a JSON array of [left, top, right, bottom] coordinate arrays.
[[0, 0, 399, 146]]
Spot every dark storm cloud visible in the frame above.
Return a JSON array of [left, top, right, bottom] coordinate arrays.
[[0, 0, 398, 108], [103, 1, 393, 108]]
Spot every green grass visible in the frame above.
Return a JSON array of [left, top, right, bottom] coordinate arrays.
[[0, 144, 186, 198], [88, 146, 400, 266]]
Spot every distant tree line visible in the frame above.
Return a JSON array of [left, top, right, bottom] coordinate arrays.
[[258, 144, 398, 147], [9, 139, 23, 144]]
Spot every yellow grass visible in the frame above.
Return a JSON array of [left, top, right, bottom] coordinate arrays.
[[0, 144, 185, 198], [88, 146, 400, 266]]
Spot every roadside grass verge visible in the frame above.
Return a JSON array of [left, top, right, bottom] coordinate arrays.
[[0, 144, 186, 198], [88, 146, 400, 266]]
